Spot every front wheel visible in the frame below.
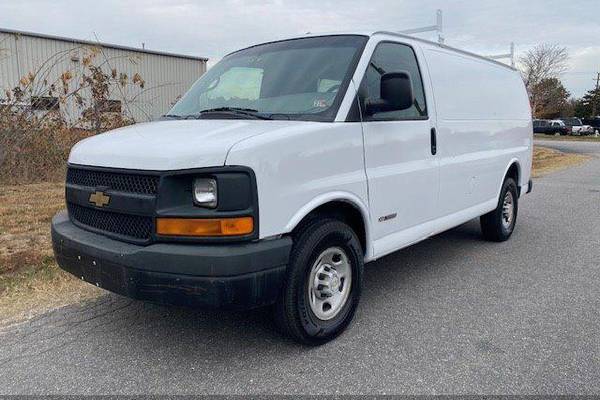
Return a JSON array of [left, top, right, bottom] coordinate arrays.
[[480, 178, 519, 242], [274, 218, 363, 345]]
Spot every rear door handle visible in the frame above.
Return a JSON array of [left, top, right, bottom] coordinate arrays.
[[430, 127, 437, 155]]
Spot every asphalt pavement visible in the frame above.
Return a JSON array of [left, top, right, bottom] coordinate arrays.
[[1, 140, 599, 395], [535, 138, 600, 154]]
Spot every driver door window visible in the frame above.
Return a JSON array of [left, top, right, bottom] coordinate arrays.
[[360, 42, 427, 121]]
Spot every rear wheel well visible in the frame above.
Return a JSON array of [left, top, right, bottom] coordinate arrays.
[[292, 201, 367, 253]]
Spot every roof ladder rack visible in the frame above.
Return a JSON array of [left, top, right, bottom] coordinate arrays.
[[487, 42, 516, 68], [399, 9, 444, 44]]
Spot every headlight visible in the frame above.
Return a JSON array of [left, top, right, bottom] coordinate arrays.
[[193, 178, 217, 208]]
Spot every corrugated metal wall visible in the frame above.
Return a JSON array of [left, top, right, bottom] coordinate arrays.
[[0, 30, 207, 122]]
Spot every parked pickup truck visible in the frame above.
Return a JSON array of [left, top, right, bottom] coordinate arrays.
[[52, 31, 533, 345], [562, 118, 594, 135]]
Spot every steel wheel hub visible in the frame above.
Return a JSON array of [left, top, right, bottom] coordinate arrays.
[[308, 247, 352, 321], [502, 191, 514, 229]]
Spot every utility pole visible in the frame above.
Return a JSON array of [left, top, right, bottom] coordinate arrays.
[[592, 72, 600, 117]]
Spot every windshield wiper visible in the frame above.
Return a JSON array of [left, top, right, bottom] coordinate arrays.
[[196, 107, 272, 120]]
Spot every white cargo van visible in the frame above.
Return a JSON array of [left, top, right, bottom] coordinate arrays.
[[52, 32, 533, 345]]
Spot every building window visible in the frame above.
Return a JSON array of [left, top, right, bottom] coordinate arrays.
[[31, 96, 59, 111]]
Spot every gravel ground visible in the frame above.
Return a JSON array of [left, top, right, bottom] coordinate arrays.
[[1, 140, 599, 395]]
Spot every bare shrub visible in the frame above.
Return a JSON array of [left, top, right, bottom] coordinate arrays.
[[0, 46, 147, 184]]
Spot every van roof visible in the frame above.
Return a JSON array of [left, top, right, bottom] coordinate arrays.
[[270, 30, 518, 72]]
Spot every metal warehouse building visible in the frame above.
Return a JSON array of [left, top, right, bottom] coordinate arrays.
[[0, 28, 207, 122]]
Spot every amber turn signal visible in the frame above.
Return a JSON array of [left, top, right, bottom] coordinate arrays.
[[156, 217, 254, 237]]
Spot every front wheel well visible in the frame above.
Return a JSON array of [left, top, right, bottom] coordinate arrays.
[[292, 201, 367, 254]]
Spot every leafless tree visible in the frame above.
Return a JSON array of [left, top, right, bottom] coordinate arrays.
[[518, 44, 569, 117], [519, 43, 569, 89]]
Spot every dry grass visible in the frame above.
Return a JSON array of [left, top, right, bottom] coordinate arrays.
[[532, 146, 590, 177], [0, 182, 101, 324]]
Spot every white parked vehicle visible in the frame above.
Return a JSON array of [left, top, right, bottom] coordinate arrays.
[[562, 118, 594, 135], [52, 31, 533, 345]]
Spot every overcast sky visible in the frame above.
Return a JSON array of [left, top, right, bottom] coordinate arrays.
[[1, 0, 598, 97]]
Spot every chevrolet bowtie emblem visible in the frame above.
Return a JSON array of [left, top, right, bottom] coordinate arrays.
[[89, 191, 110, 207]]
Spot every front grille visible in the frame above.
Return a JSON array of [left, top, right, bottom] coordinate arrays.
[[67, 203, 153, 241], [67, 167, 159, 195]]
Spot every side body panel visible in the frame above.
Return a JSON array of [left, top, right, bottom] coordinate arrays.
[[420, 43, 532, 219]]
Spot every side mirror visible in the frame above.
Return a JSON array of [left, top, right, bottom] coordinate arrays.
[[366, 71, 414, 115]]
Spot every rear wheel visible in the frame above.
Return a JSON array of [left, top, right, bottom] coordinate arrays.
[[274, 218, 363, 345], [480, 178, 519, 242]]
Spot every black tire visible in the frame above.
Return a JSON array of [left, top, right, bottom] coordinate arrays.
[[480, 177, 519, 242], [274, 218, 363, 345]]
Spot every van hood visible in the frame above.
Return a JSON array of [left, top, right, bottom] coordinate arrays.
[[68, 119, 301, 170]]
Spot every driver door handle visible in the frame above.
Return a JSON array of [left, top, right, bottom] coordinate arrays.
[[430, 127, 437, 155]]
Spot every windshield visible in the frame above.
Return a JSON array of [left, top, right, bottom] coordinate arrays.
[[168, 35, 368, 122]]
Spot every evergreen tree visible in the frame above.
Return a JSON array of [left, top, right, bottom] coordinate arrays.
[[574, 88, 600, 118]]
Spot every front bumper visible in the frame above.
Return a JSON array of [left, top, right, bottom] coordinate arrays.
[[51, 211, 292, 310]]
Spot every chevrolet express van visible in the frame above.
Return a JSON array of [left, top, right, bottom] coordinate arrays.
[[52, 32, 533, 345]]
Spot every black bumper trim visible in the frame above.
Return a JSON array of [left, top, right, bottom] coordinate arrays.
[[52, 211, 291, 309]]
